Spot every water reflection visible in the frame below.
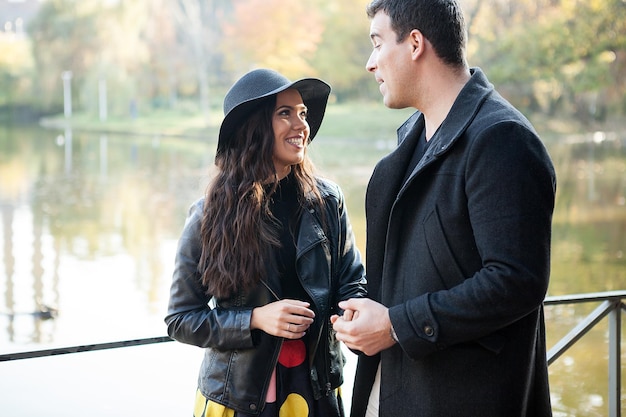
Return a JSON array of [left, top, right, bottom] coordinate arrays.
[[0, 125, 625, 416], [1, 202, 56, 344], [0, 126, 213, 348]]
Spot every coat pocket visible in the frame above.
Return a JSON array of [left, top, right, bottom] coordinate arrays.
[[423, 207, 466, 290], [423, 208, 506, 355]]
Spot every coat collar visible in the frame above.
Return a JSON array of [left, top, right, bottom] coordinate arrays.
[[393, 67, 494, 189]]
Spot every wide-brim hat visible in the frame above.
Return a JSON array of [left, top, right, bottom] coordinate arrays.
[[217, 68, 331, 156]]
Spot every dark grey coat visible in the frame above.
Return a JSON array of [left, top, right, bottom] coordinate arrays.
[[350, 68, 555, 417]]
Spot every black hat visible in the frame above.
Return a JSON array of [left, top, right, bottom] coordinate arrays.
[[217, 68, 331, 156]]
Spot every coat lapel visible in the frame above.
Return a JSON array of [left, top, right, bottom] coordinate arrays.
[[398, 68, 494, 197], [367, 112, 423, 230], [365, 112, 423, 299]]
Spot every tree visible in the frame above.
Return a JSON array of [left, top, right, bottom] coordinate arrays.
[[221, 0, 324, 80], [167, 0, 232, 121], [142, 0, 182, 109], [468, 0, 626, 120], [28, 0, 153, 115], [313, 0, 378, 101], [29, 0, 102, 109], [0, 27, 33, 109], [17, 0, 626, 121]]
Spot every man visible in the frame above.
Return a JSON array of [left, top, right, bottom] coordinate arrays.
[[331, 1, 556, 416]]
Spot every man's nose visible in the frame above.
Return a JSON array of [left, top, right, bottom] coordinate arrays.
[[366, 51, 376, 72]]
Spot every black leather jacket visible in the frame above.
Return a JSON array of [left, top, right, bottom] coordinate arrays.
[[165, 178, 367, 415]]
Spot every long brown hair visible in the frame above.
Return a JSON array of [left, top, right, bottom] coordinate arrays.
[[199, 95, 323, 298]]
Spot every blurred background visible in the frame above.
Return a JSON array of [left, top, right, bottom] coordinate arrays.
[[2, 0, 625, 123], [0, 0, 625, 416]]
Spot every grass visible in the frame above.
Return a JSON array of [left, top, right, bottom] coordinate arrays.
[[38, 100, 417, 142], [317, 101, 415, 140]]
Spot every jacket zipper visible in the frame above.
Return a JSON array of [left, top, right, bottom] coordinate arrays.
[[298, 206, 334, 397]]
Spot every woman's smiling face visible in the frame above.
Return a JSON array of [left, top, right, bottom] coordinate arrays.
[[272, 88, 310, 179]]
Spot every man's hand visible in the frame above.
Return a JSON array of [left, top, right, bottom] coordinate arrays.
[[331, 298, 397, 355]]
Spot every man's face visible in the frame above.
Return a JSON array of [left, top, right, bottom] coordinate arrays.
[[366, 11, 414, 109]]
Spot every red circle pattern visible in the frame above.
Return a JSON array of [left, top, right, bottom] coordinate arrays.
[[278, 339, 306, 368]]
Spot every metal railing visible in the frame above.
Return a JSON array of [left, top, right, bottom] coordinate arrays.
[[1, 291, 624, 415], [544, 290, 625, 417], [0, 335, 174, 361]]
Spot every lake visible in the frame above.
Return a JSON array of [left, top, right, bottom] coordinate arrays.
[[0, 120, 624, 416]]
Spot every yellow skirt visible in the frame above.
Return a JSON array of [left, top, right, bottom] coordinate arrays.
[[193, 340, 344, 417], [193, 387, 343, 417]]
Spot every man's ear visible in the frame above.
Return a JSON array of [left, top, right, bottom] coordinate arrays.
[[409, 29, 425, 60]]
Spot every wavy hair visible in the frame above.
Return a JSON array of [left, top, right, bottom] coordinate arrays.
[[199, 95, 324, 298]]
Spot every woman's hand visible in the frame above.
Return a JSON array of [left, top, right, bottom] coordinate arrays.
[[251, 299, 315, 339]]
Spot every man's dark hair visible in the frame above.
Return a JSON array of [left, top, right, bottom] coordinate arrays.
[[367, 0, 467, 68]]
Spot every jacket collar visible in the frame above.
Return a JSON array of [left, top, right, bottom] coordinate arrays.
[[265, 200, 327, 298]]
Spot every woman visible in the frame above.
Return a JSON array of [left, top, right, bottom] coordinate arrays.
[[165, 68, 367, 417]]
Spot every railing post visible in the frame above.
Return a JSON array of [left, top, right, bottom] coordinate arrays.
[[608, 300, 622, 417]]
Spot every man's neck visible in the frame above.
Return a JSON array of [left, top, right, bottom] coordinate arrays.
[[421, 66, 471, 140]]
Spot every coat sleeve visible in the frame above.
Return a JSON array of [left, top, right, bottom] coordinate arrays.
[[164, 200, 255, 350], [389, 121, 556, 359]]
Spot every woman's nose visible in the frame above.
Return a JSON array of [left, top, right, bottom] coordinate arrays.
[[293, 116, 308, 131]]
